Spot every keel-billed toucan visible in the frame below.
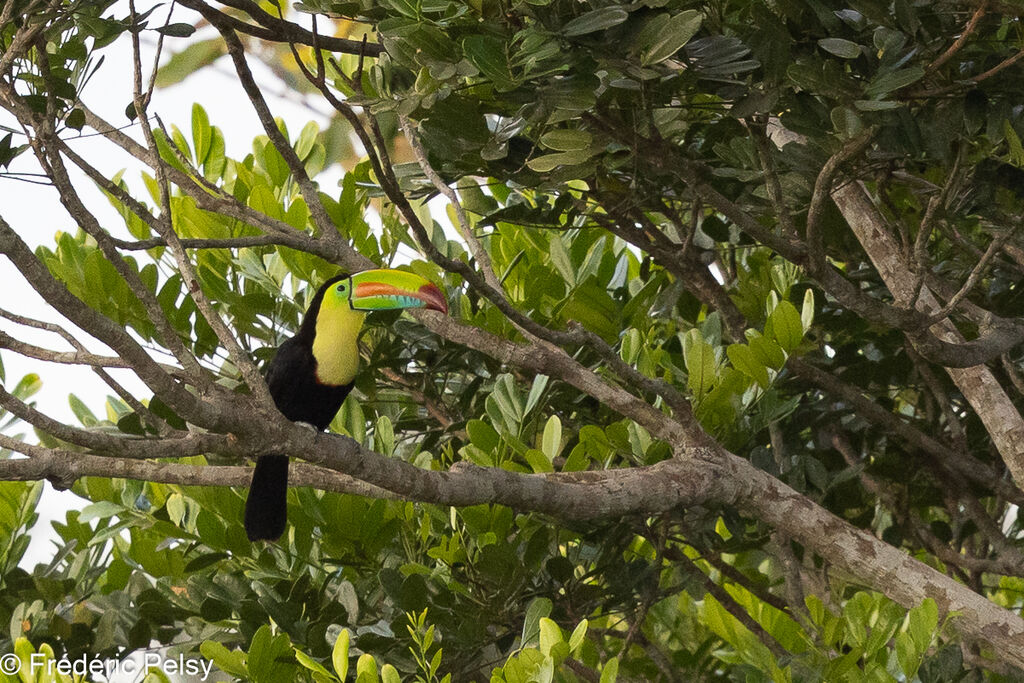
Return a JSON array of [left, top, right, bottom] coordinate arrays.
[[245, 269, 448, 541]]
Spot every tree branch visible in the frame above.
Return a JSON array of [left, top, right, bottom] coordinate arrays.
[[399, 114, 503, 292], [0, 213, 216, 428], [176, 0, 384, 58], [0, 447, 398, 499]]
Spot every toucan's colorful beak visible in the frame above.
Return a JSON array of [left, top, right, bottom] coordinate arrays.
[[349, 269, 449, 314]]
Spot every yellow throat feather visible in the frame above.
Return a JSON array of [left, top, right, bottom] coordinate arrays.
[[311, 295, 366, 386]]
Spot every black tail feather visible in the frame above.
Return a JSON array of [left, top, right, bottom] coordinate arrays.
[[245, 454, 289, 541]]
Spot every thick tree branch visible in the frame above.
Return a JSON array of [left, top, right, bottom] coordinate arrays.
[[0, 448, 397, 499], [737, 461, 1024, 667], [8, 403, 1024, 664]]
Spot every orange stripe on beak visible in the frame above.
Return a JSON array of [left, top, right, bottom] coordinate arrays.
[[352, 281, 449, 313]]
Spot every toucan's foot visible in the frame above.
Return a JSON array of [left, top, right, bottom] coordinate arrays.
[[294, 421, 319, 434]]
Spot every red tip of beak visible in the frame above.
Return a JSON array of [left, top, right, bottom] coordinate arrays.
[[419, 283, 449, 314]]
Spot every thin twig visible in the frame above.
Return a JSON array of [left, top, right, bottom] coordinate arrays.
[[806, 129, 876, 272], [925, 228, 1016, 323], [179, 0, 384, 57], [926, 3, 988, 74], [749, 120, 797, 237], [0, 307, 171, 432], [399, 114, 503, 292], [1002, 354, 1024, 397]]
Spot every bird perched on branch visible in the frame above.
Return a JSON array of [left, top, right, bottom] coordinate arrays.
[[245, 269, 448, 541]]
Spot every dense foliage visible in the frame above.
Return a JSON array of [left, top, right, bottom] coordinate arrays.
[[2, 0, 1024, 681]]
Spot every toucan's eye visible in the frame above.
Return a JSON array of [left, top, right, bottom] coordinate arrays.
[[336, 283, 348, 294]]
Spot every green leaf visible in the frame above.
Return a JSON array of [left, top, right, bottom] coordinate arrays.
[[636, 10, 702, 66], [599, 657, 619, 683], [854, 99, 901, 111], [65, 108, 86, 130], [568, 619, 588, 653], [247, 625, 295, 683], [11, 373, 41, 401], [490, 374, 524, 430], [374, 414, 395, 456], [462, 35, 516, 90], [539, 129, 593, 151], [255, 138, 290, 187], [908, 598, 939, 652], [831, 106, 863, 136], [142, 668, 174, 683], [192, 103, 211, 164], [296, 120, 321, 160], [542, 415, 562, 459], [524, 374, 549, 416], [1005, 120, 1024, 166], [865, 65, 924, 97], [801, 288, 815, 332], [184, 551, 229, 573], [684, 329, 717, 397], [563, 7, 629, 37], [620, 328, 642, 364], [355, 653, 379, 683], [14, 637, 36, 681], [156, 38, 226, 88], [895, 631, 918, 677], [155, 22, 196, 37], [467, 419, 500, 452], [525, 448, 554, 473], [746, 331, 786, 369], [539, 617, 562, 656], [200, 640, 248, 678], [332, 629, 351, 681], [526, 148, 596, 172], [67, 394, 97, 426], [768, 300, 803, 353], [548, 235, 576, 286], [818, 38, 861, 58], [521, 597, 553, 647], [727, 343, 770, 389], [79, 500, 124, 523], [294, 649, 336, 680]]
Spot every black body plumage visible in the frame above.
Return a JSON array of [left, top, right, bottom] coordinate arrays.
[[244, 275, 354, 542]]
